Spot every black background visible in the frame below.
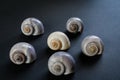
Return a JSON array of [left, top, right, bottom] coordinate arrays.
[[0, 0, 120, 80]]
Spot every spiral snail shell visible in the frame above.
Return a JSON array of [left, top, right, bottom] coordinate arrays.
[[48, 51, 75, 76], [47, 31, 70, 50], [9, 42, 37, 65], [81, 35, 104, 56], [66, 17, 83, 33], [21, 18, 44, 36]]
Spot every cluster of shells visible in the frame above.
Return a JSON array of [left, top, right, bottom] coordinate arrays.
[[9, 17, 104, 76]]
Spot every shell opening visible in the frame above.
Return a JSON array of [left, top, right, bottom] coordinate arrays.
[[50, 39, 62, 50], [51, 62, 65, 76], [23, 24, 33, 33], [12, 51, 26, 65], [69, 23, 78, 32], [86, 42, 99, 55]]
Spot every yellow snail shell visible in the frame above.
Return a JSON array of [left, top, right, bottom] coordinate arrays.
[[66, 17, 83, 33], [48, 51, 75, 76], [81, 35, 104, 56], [21, 18, 44, 36], [47, 31, 70, 50], [9, 42, 37, 65]]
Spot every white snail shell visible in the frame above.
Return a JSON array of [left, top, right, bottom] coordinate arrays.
[[81, 35, 104, 56], [9, 42, 37, 65], [48, 51, 75, 76], [21, 18, 44, 36], [66, 17, 83, 33], [47, 31, 70, 50]]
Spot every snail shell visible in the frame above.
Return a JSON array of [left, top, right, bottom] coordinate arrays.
[[81, 35, 104, 56], [47, 31, 70, 50], [66, 17, 83, 33], [21, 18, 44, 36], [9, 42, 37, 65], [48, 51, 75, 76]]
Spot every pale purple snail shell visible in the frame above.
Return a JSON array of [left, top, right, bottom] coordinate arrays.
[[21, 18, 44, 36], [81, 35, 104, 56], [47, 31, 70, 50], [66, 17, 83, 33], [48, 51, 75, 76], [9, 42, 37, 65]]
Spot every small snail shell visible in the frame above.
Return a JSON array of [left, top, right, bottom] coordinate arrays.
[[47, 31, 70, 50], [48, 51, 75, 76], [81, 35, 104, 56], [21, 18, 44, 36], [66, 17, 83, 33], [9, 42, 37, 65]]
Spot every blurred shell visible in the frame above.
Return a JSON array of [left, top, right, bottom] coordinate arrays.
[[9, 42, 37, 65], [21, 18, 44, 36], [66, 17, 83, 33], [81, 35, 104, 56], [48, 51, 75, 76], [47, 31, 70, 50]]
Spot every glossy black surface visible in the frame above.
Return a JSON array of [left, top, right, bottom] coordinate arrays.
[[0, 0, 120, 80]]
